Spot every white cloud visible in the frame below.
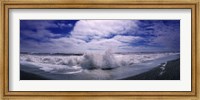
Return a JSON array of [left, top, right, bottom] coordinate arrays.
[[148, 21, 180, 51], [113, 35, 143, 43], [22, 20, 58, 30], [71, 20, 138, 41], [21, 20, 180, 53], [21, 29, 62, 39], [21, 20, 141, 53], [57, 23, 73, 29], [29, 20, 138, 53]]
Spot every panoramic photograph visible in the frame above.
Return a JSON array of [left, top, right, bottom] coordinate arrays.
[[20, 20, 180, 80]]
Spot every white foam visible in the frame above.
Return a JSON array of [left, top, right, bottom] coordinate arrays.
[[20, 51, 179, 75]]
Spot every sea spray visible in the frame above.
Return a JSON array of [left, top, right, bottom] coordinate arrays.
[[20, 54, 180, 79], [102, 49, 119, 69], [80, 49, 119, 70], [20, 52, 179, 75]]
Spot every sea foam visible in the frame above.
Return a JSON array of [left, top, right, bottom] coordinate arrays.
[[20, 50, 179, 75]]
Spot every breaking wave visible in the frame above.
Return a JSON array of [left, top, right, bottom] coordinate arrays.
[[20, 50, 179, 75], [80, 50, 119, 69]]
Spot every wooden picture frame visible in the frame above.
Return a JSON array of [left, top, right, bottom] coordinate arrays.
[[0, 0, 199, 99]]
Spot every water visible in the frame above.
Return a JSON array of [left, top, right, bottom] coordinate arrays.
[[20, 51, 180, 80]]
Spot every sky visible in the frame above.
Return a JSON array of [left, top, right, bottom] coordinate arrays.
[[20, 20, 180, 53]]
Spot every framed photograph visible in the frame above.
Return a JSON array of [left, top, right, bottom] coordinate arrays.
[[0, 0, 199, 99]]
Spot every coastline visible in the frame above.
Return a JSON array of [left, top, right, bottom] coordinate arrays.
[[20, 58, 180, 80], [121, 59, 180, 80]]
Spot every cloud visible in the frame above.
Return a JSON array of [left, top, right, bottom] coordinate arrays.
[[20, 20, 63, 41], [20, 20, 180, 53], [20, 20, 58, 30], [113, 35, 143, 43], [21, 29, 62, 40], [70, 20, 138, 42], [148, 20, 180, 51], [57, 23, 73, 29]]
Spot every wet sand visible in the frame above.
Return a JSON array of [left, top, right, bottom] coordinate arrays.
[[122, 59, 180, 80], [20, 70, 49, 80]]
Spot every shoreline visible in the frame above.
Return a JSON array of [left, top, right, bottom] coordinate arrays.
[[121, 59, 180, 80], [20, 58, 180, 80]]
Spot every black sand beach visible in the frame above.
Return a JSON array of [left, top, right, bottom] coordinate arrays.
[[20, 70, 49, 80], [122, 59, 180, 80]]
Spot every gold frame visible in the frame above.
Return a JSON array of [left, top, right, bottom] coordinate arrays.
[[0, 0, 199, 99]]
